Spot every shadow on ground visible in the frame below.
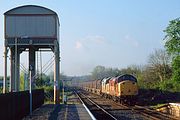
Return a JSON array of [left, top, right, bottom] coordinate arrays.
[[137, 89, 180, 106]]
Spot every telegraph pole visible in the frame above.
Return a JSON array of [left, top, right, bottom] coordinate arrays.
[[3, 46, 7, 93], [54, 40, 60, 104]]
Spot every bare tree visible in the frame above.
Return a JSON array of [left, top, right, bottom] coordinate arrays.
[[148, 49, 172, 82]]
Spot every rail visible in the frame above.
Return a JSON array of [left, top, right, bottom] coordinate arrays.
[[74, 90, 118, 120], [81, 88, 179, 120]]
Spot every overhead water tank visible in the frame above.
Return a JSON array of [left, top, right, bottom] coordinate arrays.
[[4, 5, 60, 46]]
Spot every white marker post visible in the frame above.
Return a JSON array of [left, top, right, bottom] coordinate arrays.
[[29, 65, 32, 116]]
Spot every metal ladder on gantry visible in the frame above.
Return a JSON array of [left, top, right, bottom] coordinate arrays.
[[3, 5, 60, 104]]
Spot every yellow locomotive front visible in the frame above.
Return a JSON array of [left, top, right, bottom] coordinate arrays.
[[116, 74, 138, 104]]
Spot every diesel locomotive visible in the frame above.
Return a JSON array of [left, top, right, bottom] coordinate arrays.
[[81, 74, 138, 105]]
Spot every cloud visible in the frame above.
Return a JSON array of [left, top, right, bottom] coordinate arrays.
[[75, 41, 83, 49], [75, 35, 107, 50], [85, 35, 106, 44], [124, 35, 139, 47]]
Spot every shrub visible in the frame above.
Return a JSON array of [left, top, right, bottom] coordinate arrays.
[[36, 85, 54, 101]]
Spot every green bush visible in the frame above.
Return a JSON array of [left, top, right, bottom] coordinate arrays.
[[172, 81, 180, 92], [155, 80, 180, 92], [36, 85, 54, 101], [158, 80, 173, 91], [0, 87, 3, 94], [138, 79, 180, 92]]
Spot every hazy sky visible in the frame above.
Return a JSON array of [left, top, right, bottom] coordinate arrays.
[[0, 0, 179, 76]]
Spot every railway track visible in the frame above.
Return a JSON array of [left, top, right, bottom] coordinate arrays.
[[76, 88, 179, 120], [75, 90, 117, 120], [75, 89, 144, 120]]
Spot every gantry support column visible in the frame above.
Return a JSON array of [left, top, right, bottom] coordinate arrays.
[[14, 38, 20, 92], [54, 41, 60, 104], [3, 46, 7, 93], [29, 47, 36, 88], [15, 50, 20, 91], [10, 48, 15, 92]]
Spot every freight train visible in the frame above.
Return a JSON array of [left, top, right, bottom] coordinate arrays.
[[80, 74, 138, 105]]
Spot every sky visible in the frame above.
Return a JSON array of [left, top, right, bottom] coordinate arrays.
[[0, 0, 179, 76]]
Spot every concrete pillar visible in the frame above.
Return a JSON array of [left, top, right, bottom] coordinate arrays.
[[3, 46, 7, 93], [14, 38, 20, 92], [15, 51, 20, 91], [29, 47, 36, 88], [10, 48, 15, 92], [54, 41, 60, 104]]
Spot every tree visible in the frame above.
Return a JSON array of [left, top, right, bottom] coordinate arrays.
[[171, 56, 180, 82], [147, 49, 172, 82], [91, 65, 121, 80], [164, 18, 180, 82], [164, 18, 180, 55], [35, 73, 50, 87], [20, 72, 25, 91], [120, 65, 143, 76], [91, 66, 106, 80]]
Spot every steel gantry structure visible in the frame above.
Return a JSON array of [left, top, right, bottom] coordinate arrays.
[[3, 5, 60, 104]]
